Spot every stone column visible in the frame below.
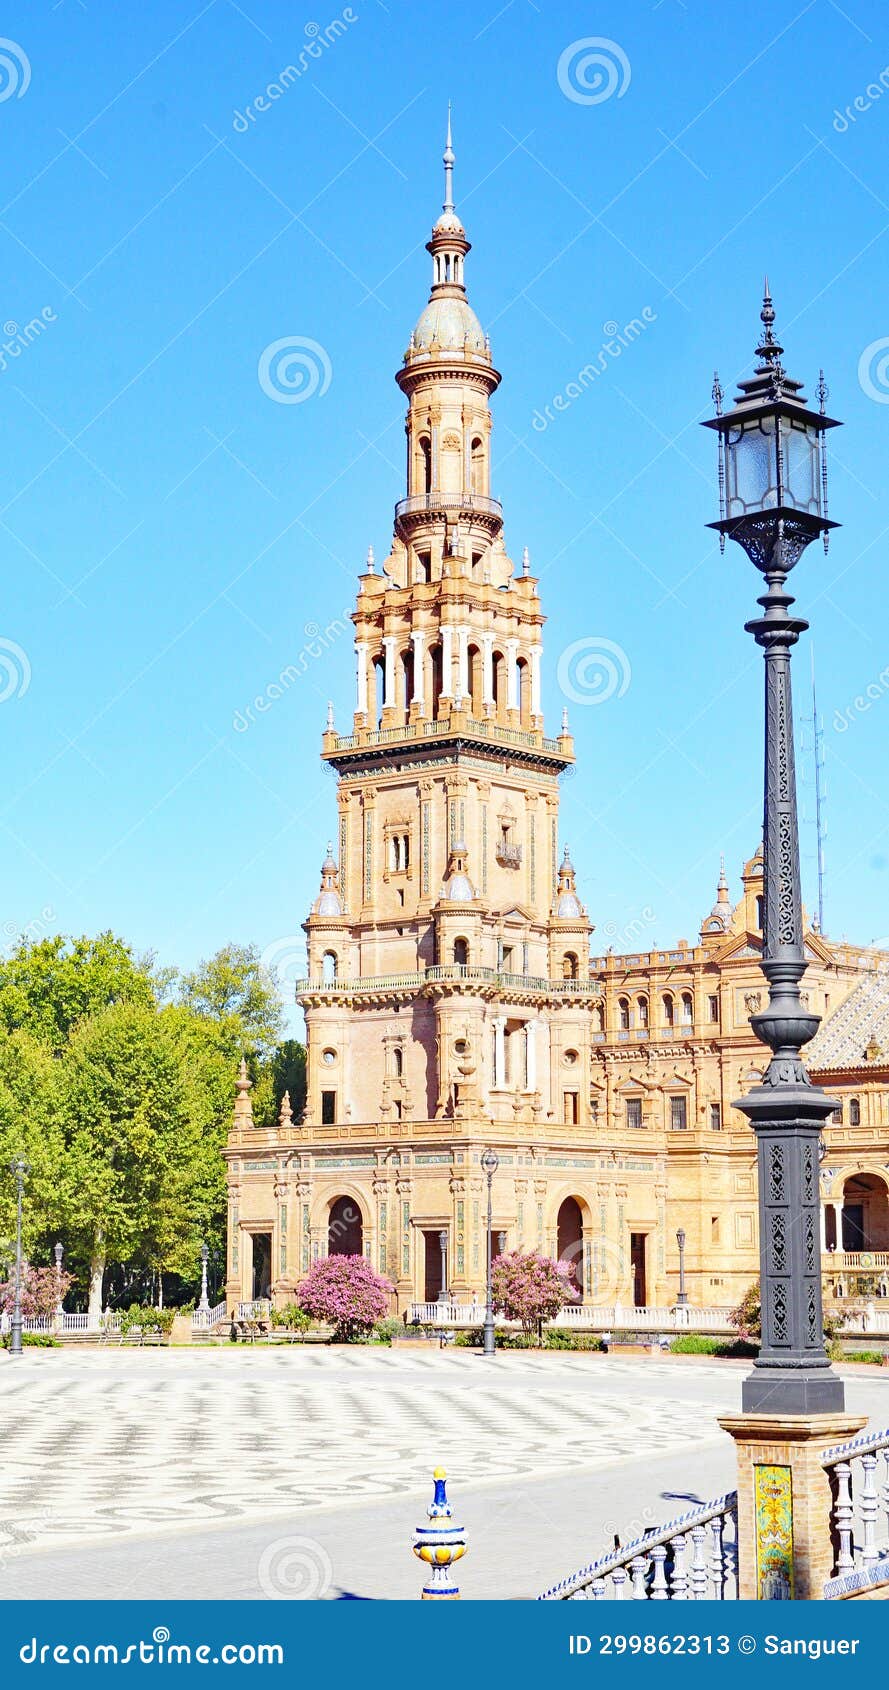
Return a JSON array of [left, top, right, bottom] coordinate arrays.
[[440, 625, 454, 699], [355, 641, 368, 716], [455, 626, 469, 705], [382, 636, 397, 711], [530, 645, 542, 718], [505, 639, 519, 712], [835, 1198, 845, 1254], [492, 1017, 506, 1089], [525, 1019, 537, 1091], [819, 1202, 827, 1253], [411, 629, 426, 713], [718, 1413, 866, 1599], [481, 634, 494, 711]]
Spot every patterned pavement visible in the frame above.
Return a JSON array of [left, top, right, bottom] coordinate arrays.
[[0, 1348, 728, 1561]]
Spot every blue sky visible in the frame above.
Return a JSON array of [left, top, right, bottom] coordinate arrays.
[[4, 0, 889, 1021]]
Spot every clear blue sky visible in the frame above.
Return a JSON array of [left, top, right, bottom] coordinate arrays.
[[4, 0, 889, 1023]]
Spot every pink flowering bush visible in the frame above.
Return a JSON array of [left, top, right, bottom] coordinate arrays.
[[491, 1250, 578, 1341], [0, 1265, 74, 1320], [296, 1254, 393, 1342]]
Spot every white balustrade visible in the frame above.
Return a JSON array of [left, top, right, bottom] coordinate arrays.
[[192, 1300, 228, 1330], [538, 1494, 738, 1601], [823, 1427, 889, 1585]]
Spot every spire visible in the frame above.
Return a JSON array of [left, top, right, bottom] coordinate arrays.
[[442, 103, 454, 218], [326, 700, 335, 732], [756, 275, 783, 366], [233, 1057, 254, 1129], [315, 843, 343, 916], [522, 545, 531, 576], [366, 544, 375, 573]]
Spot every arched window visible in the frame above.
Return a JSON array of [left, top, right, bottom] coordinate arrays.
[[418, 435, 432, 494], [849, 1096, 861, 1126], [756, 894, 764, 931], [618, 997, 630, 1031], [663, 993, 674, 1028], [321, 951, 338, 984], [681, 992, 693, 1024], [562, 952, 579, 980], [517, 656, 531, 726], [393, 1047, 403, 1078], [453, 937, 468, 966], [637, 995, 649, 1029], [593, 1002, 605, 1034]]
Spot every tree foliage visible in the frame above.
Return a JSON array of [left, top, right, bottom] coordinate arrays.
[[0, 930, 305, 1310], [296, 1255, 393, 1340], [491, 1250, 578, 1338], [0, 1265, 74, 1319]]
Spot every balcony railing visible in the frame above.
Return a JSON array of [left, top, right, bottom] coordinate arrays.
[[538, 1493, 739, 1600], [327, 715, 566, 757], [494, 842, 522, 867], [298, 965, 603, 998], [394, 492, 503, 522], [823, 1427, 889, 1595]]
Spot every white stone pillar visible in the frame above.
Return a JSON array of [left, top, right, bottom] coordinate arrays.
[[355, 642, 368, 715], [820, 1202, 827, 1253], [492, 1017, 506, 1089], [505, 639, 519, 712], [530, 645, 542, 717], [835, 1199, 845, 1254], [482, 635, 495, 708], [441, 625, 454, 699], [410, 629, 426, 713], [525, 1019, 537, 1091], [382, 637, 397, 710], [456, 626, 469, 704]]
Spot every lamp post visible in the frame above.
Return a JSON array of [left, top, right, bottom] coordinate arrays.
[[675, 1228, 688, 1306], [704, 284, 843, 1415], [54, 1241, 64, 1319], [9, 1158, 30, 1359], [481, 1149, 499, 1357], [198, 1241, 210, 1313], [437, 1229, 448, 1307]]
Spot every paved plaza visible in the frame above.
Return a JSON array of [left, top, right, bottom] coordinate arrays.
[[1, 1348, 887, 1600]]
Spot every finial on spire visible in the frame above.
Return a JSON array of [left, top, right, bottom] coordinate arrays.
[[443, 103, 454, 216], [561, 706, 569, 732], [718, 852, 727, 890], [326, 700, 335, 731], [366, 544, 375, 573], [233, 1056, 254, 1129], [278, 1090, 293, 1130], [756, 276, 784, 367], [522, 545, 531, 575]]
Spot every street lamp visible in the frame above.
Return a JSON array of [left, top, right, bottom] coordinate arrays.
[[481, 1149, 499, 1357], [675, 1228, 688, 1306], [54, 1241, 64, 1318], [9, 1158, 30, 1359], [437, 1229, 448, 1307], [704, 284, 843, 1414], [198, 1241, 210, 1313]]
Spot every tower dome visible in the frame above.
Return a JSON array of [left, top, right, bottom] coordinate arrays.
[[404, 110, 493, 369], [554, 846, 584, 919], [314, 843, 343, 917]]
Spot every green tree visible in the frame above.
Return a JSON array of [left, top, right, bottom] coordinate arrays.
[[176, 944, 284, 1054], [0, 933, 155, 1052], [54, 1001, 189, 1322]]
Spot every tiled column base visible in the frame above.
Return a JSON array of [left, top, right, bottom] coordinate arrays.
[[718, 1413, 866, 1599]]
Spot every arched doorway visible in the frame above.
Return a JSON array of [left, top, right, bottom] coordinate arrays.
[[557, 1197, 584, 1299], [327, 1196, 363, 1256], [839, 1173, 889, 1252]]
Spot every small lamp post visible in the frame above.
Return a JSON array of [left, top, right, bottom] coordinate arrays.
[[437, 1229, 448, 1307], [54, 1240, 64, 1319], [9, 1158, 30, 1358], [198, 1241, 210, 1313], [704, 284, 843, 1415], [481, 1149, 499, 1357], [675, 1228, 688, 1306]]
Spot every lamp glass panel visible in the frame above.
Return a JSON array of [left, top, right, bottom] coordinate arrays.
[[725, 416, 779, 516], [780, 417, 821, 515]]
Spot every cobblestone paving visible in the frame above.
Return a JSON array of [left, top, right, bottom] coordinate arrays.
[[0, 1348, 727, 1558]]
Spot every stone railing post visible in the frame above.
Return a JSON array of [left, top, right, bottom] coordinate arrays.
[[718, 1413, 865, 1598]]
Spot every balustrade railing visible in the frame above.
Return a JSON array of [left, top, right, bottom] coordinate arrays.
[[237, 1300, 271, 1321], [538, 1493, 738, 1600], [823, 1427, 889, 1587], [192, 1300, 228, 1330], [328, 714, 565, 757], [298, 964, 602, 998], [406, 1302, 736, 1333]]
